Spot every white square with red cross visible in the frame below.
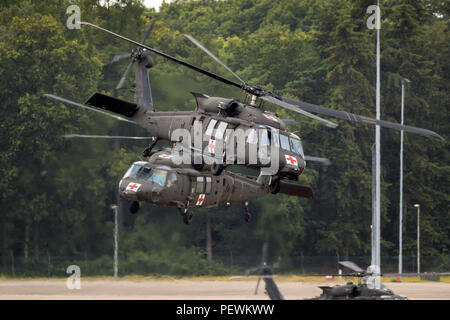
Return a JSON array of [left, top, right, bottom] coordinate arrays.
[[285, 154, 298, 167], [208, 139, 216, 154], [126, 182, 141, 192], [263, 113, 278, 122], [196, 194, 206, 206]]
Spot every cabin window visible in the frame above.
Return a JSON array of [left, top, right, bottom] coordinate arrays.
[[166, 172, 177, 188], [259, 129, 270, 147], [224, 128, 233, 144], [123, 164, 142, 179], [149, 169, 167, 187], [280, 134, 290, 151], [196, 176, 205, 193], [215, 121, 228, 139], [271, 129, 280, 148], [290, 138, 304, 156], [247, 129, 258, 144], [205, 119, 218, 136], [205, 177, 212, 193]]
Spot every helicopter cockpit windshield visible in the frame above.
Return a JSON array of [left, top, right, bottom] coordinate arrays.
[[289, 136, 305, 157], [123, 163, 143, 179], [123, 163, 170, 188], [148, 169, 167, 187]]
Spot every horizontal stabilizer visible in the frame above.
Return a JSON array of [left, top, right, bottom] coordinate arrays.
[[279, 183, 313, 199], [86, 92, 139, 118], [44, 94, 136, 124]]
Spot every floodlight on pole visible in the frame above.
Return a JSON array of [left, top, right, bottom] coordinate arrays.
[[398, 78, 411, 280]]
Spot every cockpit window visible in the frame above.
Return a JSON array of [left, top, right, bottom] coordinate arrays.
[[137, 167, 152, 180], [290, 138, 304, 156], [280, 134, 290, 151], [149, 169, 167, 187], [123, 164, 142, 179]]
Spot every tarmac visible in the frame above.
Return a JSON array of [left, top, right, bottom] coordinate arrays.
[[0, 279, 449, 300]]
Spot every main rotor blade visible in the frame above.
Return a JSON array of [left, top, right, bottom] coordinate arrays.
[[141, 20, 155, 44], [382, 272, 450, 277], [116, 60, 134, 90], [282, 97, 445, 141], [64, 134, 152, 140], [338, 261, 365, 273], [44, 94, 136, 124], [183, 34, 245, 84], [280, 119, 298, 126], [260, 95, 338, 128], [111, 53, 131, 64], [304, 156, 331, 166], [80, 22, 243, 90]]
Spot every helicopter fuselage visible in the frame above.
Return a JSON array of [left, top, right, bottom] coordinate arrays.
[[119, 160, 269, 209], [129, 94, 306, 180]]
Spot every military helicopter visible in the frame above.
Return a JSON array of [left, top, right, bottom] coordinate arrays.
[[45, 21, 444, 192], [255, 260, 450, 300], [309, 261, 408, 300], [119, 150, 313, 224], [242, 259, 408, 300]]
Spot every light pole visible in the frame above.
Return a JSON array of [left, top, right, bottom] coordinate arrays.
[[111, 204, 119, 278], [414, 204, 420, 274], [399, 78, 411, 280]]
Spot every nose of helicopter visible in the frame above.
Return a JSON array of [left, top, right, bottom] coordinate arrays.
[[119, 178, 166, 203], [119, 178, 141, 201]]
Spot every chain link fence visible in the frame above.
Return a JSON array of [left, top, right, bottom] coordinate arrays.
[[1, 253, 449, 277]]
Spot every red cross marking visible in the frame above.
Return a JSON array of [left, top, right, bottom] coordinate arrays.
[[128, 183, 138, 190], [208, 139, 216, 153], [159, 154, 172, 158], [286, 156, 297, 165], [263, 113, 278, 122], [196, 194, 206, 206]]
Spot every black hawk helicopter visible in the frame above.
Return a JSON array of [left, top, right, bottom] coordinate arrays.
[[120, 150, 313, 224], [45, 21, 444, 193], [309, 261, 408, 300], [241, 259, 408, 300], [250, 259, 450, 300]]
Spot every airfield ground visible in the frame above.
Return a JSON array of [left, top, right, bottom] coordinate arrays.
[[0, 277, 449, 300]]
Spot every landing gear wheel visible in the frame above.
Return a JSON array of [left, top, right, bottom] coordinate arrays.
[[211, 163, 224, 176], [183, 211, 193, 225], [269, 178, 281, 194], [130, 201, 140, 214]]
